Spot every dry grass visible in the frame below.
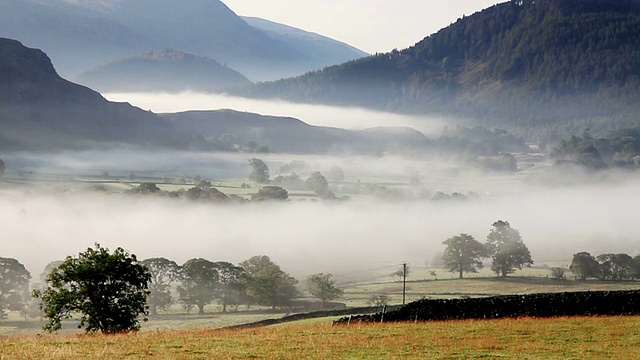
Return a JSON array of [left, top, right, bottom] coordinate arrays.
[[2, 316, 640, 359]]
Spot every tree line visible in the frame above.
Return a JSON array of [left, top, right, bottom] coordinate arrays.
[[1, 245, 343, 334], [569, 252, 640, 281]]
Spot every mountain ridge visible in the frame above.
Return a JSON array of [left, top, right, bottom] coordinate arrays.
[[0, 0, 367, 81]]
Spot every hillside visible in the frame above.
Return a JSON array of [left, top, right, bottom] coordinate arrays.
[[236, 0, 640, 142], [0, 38, 424, 154], [162, 110, 430, 154], [75, 50, 251, 93], [0, 38, 190, 150], [0, 0, 366, 81]]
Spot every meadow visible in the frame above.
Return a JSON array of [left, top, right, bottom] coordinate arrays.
[[2, 316, 640, 359]]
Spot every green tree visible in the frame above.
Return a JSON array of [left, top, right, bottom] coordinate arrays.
[[34, 244, 150, 334], [0, 258, 31, 318], [306, 273, 343, 309], [178, 258, 219, 314], [485, 220, 533, 277], [442, 233, 488, 279], [569, 252, 599, 280], [248, 158, 269, 183], [251, 186, 289, 201], [141, 258, 181, 316], [240, 256, 297, 309]]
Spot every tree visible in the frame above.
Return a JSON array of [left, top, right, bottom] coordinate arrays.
[[550, 267, 567, 280], [569, 252, 599, 280], [239, 255, 276, 276], [327, 165, 345, 182], [251, 186, 289, 201], [597, 253, 634, 281], [442, 233, 488, 279], [33, 244, 150, 334], [240, 256, 297, 309], [213, 262, 247, 313], [0, 258, 31, 318], [177, 258, 219, 314], [0, 158, 5, 178], [485, 220, 533, 277], [248, 158, 269, 183], [305, 172, 334, 198], [130, 182, 161, 194], [141, 258, 181, 316], [306, 273, 343, 308]]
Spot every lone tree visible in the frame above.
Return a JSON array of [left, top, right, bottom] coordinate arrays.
[[0, 158, 5, 178], [34, 244, 151, 334], [248, 158, 269, 183], [0, 258, 31, 318], [485, 220, 533, 277], [306, 273, 343, 309], [141, 258, 181, 316], [442, 233, 488, 279], [178, 258, 219, 314], [569, 252, 600, 280]]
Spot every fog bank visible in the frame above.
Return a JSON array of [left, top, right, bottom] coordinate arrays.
[[3, 176, 640, 281], [103, 92, 448, 135]]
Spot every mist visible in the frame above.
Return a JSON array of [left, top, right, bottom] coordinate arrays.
[[103, 92, 449, 136], [3, 152, 640, 282], [4, 93, 639, 283]]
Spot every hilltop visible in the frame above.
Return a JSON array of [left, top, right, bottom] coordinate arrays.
[[75, 50, 251, 93]]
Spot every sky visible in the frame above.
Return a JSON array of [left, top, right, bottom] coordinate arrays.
[[222, 0, 502, 54]]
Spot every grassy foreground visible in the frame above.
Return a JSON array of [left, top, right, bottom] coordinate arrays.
[[2, 316, 640, 359]]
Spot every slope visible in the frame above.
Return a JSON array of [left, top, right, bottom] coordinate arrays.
[[236, 0, 640, 141]]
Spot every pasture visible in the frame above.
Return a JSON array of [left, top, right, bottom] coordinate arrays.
[[2, 316, 639, 359]]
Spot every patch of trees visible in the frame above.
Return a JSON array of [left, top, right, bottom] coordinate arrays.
[[17, 250, 313, 333], [128, 181, 238, 203], [336, 290, 640, 324], [552, 128, 640, 169], [442, 220, 533, 278], [570, 251, 640, 281]]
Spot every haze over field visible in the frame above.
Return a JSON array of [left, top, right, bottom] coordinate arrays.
[[2, 147, 640, 280], [104, 92, 449, 134]]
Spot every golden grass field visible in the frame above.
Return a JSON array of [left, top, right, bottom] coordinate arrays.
[[2, 316, 640, 359]]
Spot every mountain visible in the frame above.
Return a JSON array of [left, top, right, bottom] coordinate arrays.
[[0, 37, 188, 150], [241, 17, 368, 72], [235, 0, 640, 142], [0, 38, 422, 154], [75, 50, 251, 93], [0, 0, 367, 81]]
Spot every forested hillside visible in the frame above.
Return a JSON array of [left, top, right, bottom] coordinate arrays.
[[238, 0, 640, 142]]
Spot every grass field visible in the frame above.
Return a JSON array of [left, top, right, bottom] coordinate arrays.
[[2, 316, 639, 359]]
